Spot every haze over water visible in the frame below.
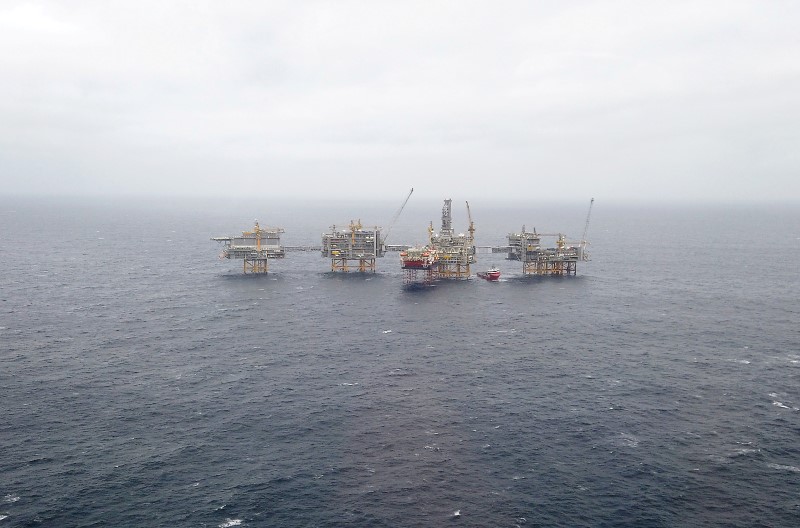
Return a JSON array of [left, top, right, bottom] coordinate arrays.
[[2, 197, 799, 527]]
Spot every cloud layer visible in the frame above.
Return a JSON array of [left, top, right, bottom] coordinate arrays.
[[2, 0, 799, 202]]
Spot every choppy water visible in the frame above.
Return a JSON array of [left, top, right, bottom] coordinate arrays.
[[1, 197, 799, 527]]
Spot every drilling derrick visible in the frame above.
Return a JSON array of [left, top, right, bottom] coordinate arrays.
[[212, 220, 285, 274], [321, 220, 383, 272], [440, 199, 453, 234], [428, 199, 475, 279]]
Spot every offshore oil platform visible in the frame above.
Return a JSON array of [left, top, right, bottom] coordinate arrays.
[[399, 199, 476, 285], [212, 221, 285, 274], [319, 187, 414, 272], [321, 220, 383, 272], [505, 198, 594, 276], [211, 195, 594, 282], [506, 229, 582, 275]]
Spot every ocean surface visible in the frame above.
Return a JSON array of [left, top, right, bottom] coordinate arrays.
[[1, 196, 799, 527]]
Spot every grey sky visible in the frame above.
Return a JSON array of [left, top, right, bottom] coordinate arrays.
[[1, 1, 798, 203]]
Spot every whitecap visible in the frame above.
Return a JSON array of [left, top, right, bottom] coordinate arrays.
[[219, 520, 242, 527], [3, 494, 19, 503], [0, 515, 7, 520], [708, 454, 732, 464], [767, 463, 800, 473], [452, 510, 461, 517], [382, 330, 392, 334], [772, 401, 790, 409], [617, 433, 639, 447]]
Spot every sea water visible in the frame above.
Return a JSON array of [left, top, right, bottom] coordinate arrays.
[[1, 197, 798, 527]]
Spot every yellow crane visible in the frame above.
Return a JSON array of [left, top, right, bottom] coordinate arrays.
[[465, 201, 475, 241]]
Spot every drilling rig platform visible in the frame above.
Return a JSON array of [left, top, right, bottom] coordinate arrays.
[[400, 198, 476, 285], [429, 199, 476, 279], [212, 221, 285, 274]]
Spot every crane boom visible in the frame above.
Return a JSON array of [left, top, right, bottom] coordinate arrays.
[[581, 198, 594, 244], [465, 201, 475, 240], [580, 198, 594, 261], [382, 188, 414, 244]]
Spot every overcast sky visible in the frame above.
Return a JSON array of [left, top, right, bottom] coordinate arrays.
[[1, 1, 798, 203]]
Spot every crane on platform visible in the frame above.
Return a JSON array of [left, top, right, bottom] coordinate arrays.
[[580, 198, 595, 260], [466, 201, 476, 263], [465, 201, 475, 241], [381, 187, 414, 245]]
